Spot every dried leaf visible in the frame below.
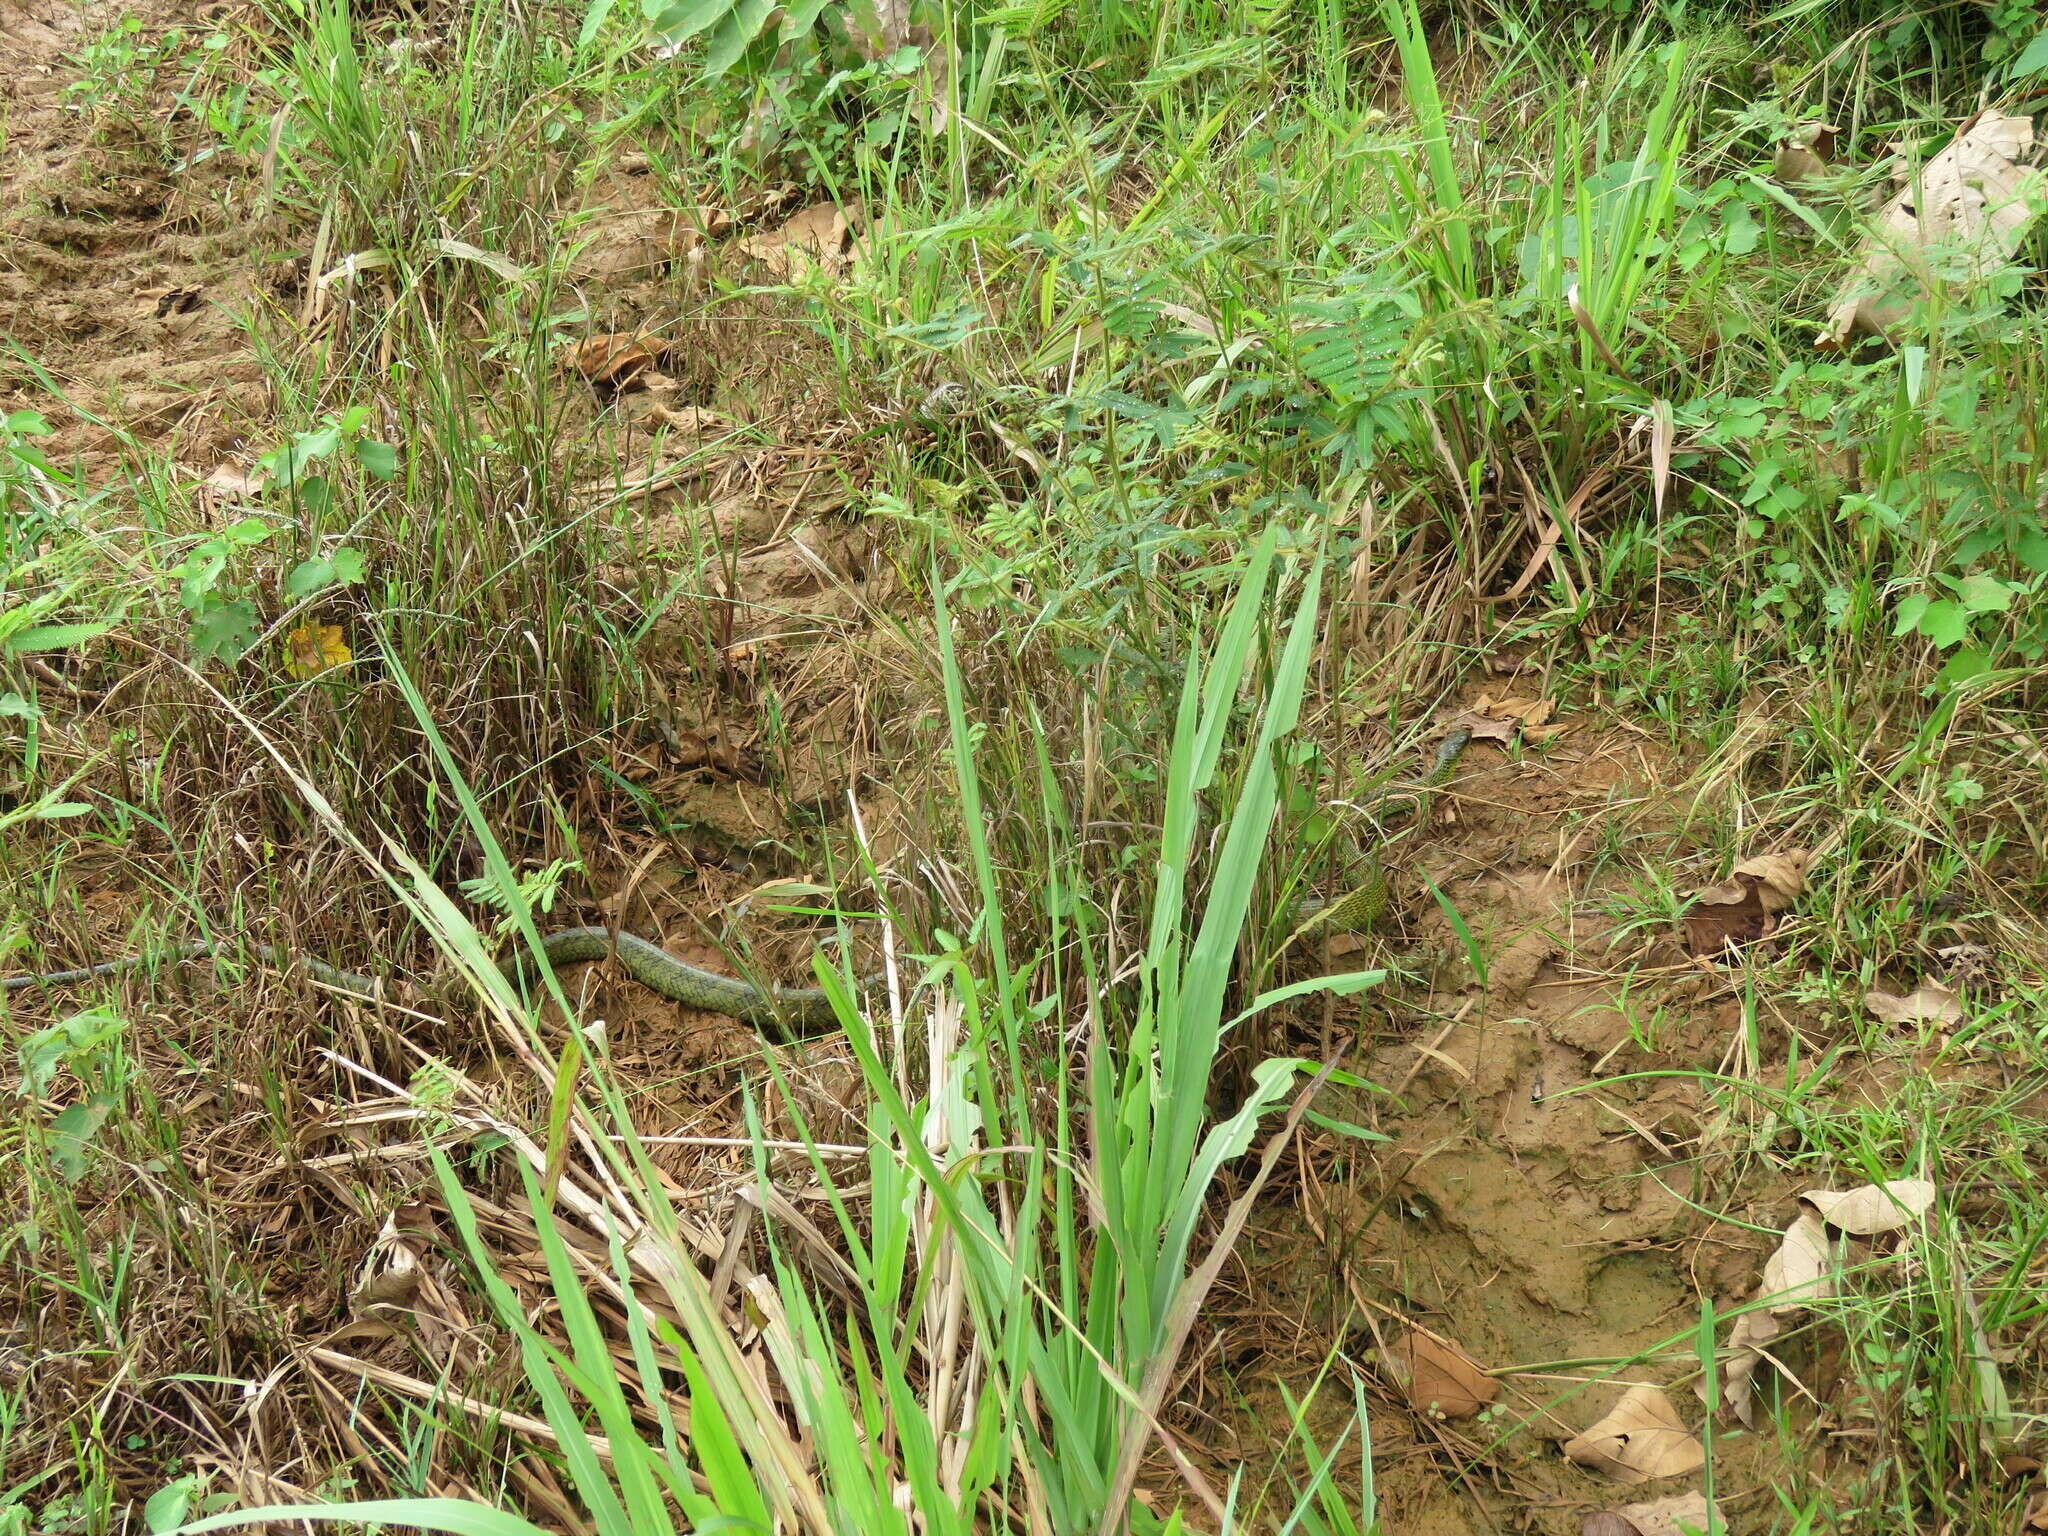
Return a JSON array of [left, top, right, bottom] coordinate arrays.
[[738, 203, 856, 280], [1773, 121, 1838, 184], [2027, 1492, 2048, 1533], [1801, 1178, 1936, 1235], [285, 623, 351, 680], [1380, 1330, 1499, 1420], [1863, 983, 1964, 1026], [1683, 850, 1809, 956], [1611, 1491, 1720, 1536], [1759, 1209, 1832, 1312], [564, 333, 660, 389], [1446, 693, 1567, 746], [1821, 110, 2045, 347], [203, 462, 267, 498], [1722, 1308, 1783, 1425], [1563, 1385, 1705, 1484]]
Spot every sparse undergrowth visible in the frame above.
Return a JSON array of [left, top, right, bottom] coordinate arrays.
[[5, 0, 2048, 1533]]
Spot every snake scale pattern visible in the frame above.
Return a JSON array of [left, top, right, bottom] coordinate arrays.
[[3, 731, 1472, 1027]]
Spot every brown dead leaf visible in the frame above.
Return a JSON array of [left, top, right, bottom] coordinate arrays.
[[1608, 1491, 1720, 1536], [564, 333, 662, 390], [2026, 1492, 2048, 1533], [1380, 1330, 1498, 1420], [1759, 1208, 1832, 1312], [671, 729, 764, 784], [1801, 1178, 1936, 1235], [1563, 1385, 1705, 1484], [1722, 1308, 1783, 1425], [1822, 109, 2045, 348], [1773, 121, 1838, 184], [1682, 850, 1809, 956], [1863, 983, 1964, 1027], [202, 462, 266, 499], [1446, 692, 1568, 746], [738, 203, 857, 280]]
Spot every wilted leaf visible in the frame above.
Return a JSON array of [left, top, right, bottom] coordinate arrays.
[[1801, 1178, 1936, 1235], [565, 333, 661, 389], [1564, 1385, 1705, 1484], [1380, 1329, 1499, 1420], [1760, 1208, 1833, 1312], [1609, 1491, 1721, 1536], [2025, 1490, 2048, 1532], [1721, 1308, 1783, 1425], [1773, 121, 1838, 184], [1822, 109, 2045, 347], [1863, 983, 1964, 1026], [1683, 849, 1809, 956], [285, 623, 352, 679], [1446, 692, 1567, 745], [738, 203, 856, 279]]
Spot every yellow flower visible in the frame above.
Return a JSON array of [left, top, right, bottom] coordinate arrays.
[[285, 623, 351, 679]]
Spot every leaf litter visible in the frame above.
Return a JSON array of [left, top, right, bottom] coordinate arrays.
[[1379, 1328, 1499, 1420], [1681, 849, 1809, 956], [1562, 1384, 1705, 1484], [1720, 1178, 1938, 1422]]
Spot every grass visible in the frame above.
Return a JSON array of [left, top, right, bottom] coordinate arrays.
[[7, 0, 2048, 1530]]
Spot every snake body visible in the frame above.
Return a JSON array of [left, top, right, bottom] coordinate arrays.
[[5, 732, 1473, 1021], [0, 926, 842, 1035]]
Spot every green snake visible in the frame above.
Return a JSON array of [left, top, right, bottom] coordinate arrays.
[[1290, 726, 1473, 939], [0, 927, 843, 1035], [3, 730, 1472, 1022]]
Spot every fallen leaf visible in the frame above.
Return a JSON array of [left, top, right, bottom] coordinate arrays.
[[737, 203, 856, 279], [1609, 1491, 1721, 1536], [1446, 692, 1567, 746], [1380, 1330, 1499, 1420], [1821, 109, 2045, 348], [1773, 121, 1838, 184], [1863, 983, 1964, 1026], [1801, 1178, 1936, 1235], [1721, 1308, 1783, 1425], [1759, 1208, 1832, 1312], [285, 623, 351, 679], [202, 462, 266, 499], [2027, 1492, 2048, 1533], [564, 333, 662, 390], [1563, 1385, 1705, 1484], [1683, 850, 1810, 956]]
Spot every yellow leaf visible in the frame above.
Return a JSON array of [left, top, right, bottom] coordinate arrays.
[[285, 623, 351, 679]]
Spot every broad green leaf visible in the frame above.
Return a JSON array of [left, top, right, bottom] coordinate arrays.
[[32, 801, 92, 820], [352, 438, 398, 480], [285, 558, 335, 598], [49, 1101, 111, 1184], [648, 0, 727, 34], [1954, 573, 2017, 614], [2011, 27, 2048, 77], [1913, 598, 1970, 649], [190, 601, 261, 664], [5, 622, 112, 655], [0, 692, 40, 719], [703, 0, 773, 75], [144, 1477, 197, 1534], [329, 547, 366, 583], [1890, 592, 1928, 638], [576, 0, 619, 49]]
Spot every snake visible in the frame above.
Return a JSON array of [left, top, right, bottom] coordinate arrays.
[[0, 926, 844, 1035], [3, 731, 1473, 1022], [1290, 726, 1473, 940]]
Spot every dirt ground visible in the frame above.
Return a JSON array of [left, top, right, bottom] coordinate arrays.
[[0, 4, 1900, 1532]]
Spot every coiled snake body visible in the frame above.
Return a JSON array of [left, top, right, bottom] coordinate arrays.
[[0, 926, 841, 1036]]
